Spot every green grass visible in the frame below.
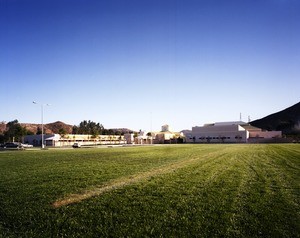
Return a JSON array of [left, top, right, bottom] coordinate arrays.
[[0, 144, 299, 237]]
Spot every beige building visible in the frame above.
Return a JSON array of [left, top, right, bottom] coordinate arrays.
[[149, 125, 182, 144], [184, 121, 281, 143], [244, 125, 282, 143], [152, 125, 184, 144], [124, 125, 184, 144]]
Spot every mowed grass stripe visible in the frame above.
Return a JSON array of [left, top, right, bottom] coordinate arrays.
[[53, 145, 230, 207], [55, 146, 247, 236]]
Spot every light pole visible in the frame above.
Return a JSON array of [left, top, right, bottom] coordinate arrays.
[[33, 101, 50, 149]]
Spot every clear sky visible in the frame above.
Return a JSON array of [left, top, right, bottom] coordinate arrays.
[[1, 0, 299, 132]]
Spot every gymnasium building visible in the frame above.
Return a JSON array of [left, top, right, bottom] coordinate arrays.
[[184, 121, 282, 143]]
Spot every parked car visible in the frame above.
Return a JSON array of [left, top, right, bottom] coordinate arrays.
[[20, 143, 33, 148], [3, 142, 23, 149], [72, 143, 81, 148]]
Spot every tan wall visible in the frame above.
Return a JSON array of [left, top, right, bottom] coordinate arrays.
[[192, 125, 245, 133], [186, 131, 248, 143], [249, 131, 282, 139]]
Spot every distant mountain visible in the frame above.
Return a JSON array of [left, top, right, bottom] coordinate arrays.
[[45, 121, 73, 134], [250, 102, 300, 135], [21, 121, 73, 134]]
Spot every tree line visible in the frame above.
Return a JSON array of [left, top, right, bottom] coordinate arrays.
[[0, 119, 129, 143], [71, 120, 127, 136], [0, 120, 33, 143]]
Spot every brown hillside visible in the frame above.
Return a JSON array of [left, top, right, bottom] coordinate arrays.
[[21, 123, 41, 134], [20, 121, 73, 134], [45, 121, 73, 134]]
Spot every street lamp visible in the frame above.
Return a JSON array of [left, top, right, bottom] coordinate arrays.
[[33, 101, 50, 149]]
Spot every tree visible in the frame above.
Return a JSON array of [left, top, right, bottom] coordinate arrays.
[[146, 132, 152, 136], [3, 120, 27, 142], [58, 128, 67, 136], [26, 130, 34, 135], [0, 134, 5, 144], [73, 120, 105, 135], [72, 125, 79, 134], [36, 126, 42, 135]]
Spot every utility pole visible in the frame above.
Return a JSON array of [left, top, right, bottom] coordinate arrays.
[[33, 101, 50, 149]]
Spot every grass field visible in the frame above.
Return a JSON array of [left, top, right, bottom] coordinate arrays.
[[0, 144, 299, 237]]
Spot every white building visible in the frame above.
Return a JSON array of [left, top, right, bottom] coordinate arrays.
[[24, 134, 126, 147], [184, 121, 282, 143]]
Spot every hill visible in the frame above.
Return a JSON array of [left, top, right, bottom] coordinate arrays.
[[21, 121, 73, 134], [250, 102, 300, 135], [44, 121, 73, 134]]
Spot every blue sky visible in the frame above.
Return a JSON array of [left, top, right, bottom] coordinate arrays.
[[1, 0, 299, 132]]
